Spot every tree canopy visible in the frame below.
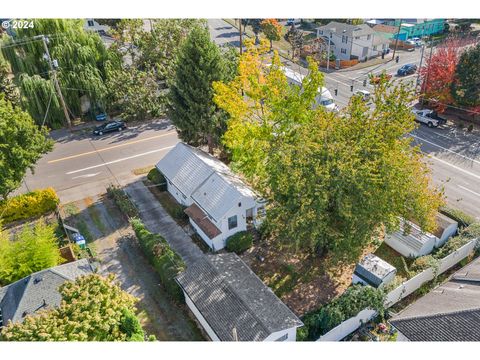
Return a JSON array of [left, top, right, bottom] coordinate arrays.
[[0, 97, 53, 200], [213, 44, 444, 258], [261, 19, 282, 51], [168, 25, 238, 153], [0, 55, 20, 107], [452, 43, 480, 109], [0, 273, 147, 341], [0, 220, 63, 286], [1, 19, 109, 128], [284, 25, 304, 59]]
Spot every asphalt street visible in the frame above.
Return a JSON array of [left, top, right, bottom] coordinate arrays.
[[20, 119, 179, 203]]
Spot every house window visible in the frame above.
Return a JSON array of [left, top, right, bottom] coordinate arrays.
[[341, 48, 347, 54], [342, 35, 345, 43], [373, 45, 377, 51], [367, 34, 371, 40], [228, 215, 238, 230], [87, 20, 94, 27], [275, 333, 288, 341], [0, 307, 3, 328], [345, 36, 348, 43], [329, 32, 333, 38], [355, 36, 360, 40], [319, 30, 323, 35]]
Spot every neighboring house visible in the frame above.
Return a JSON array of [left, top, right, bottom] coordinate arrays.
[[433, 213, 458, 248], [84, 19, 110, 35], [384, 219, 437, 258], [156, 143, 265, 251], [316, 21, 390, 61], [385, 19, 446, 39], [176, 253, 303, 341], [0, 259, 93, 328], [352, 254, 396, 288], [373, 24, 409, 41], [390, 256, 480, 341]]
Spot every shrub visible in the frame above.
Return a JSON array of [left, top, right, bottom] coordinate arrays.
[[107, 185, 139, 219], [299, 285, 385, 341], [468, 124, 474, 132], [0, 188, 59, 224], [147, 168, 167, 191], [461, 222, 480, 239], [226, 231, 253, 254], [439, 206, 475, 228], [434, 234, 472, 259], [130, 218, 185, 302]]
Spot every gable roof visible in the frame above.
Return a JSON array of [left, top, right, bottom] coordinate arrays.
[[373, 24, 402, 34], [157, 143, 258, 220], [354, 254, 396, 287], [0, 259, 93, 325], [317, 21, 375, 37], [176, 253, 303, 341], [387, 220, 437, 254], [390, 256, 480, 341]]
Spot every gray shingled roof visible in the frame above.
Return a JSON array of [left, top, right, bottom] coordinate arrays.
[[317, 21, 375, 37], [0, 259, 93, 325], [390, 256, 480, 341], [176, 253, 303, 341], [354, 254, 396, 287]]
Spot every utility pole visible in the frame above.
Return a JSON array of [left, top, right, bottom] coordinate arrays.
[[420, 35, 434, 105], [36, 35, 71, 128], [238, 19, 243, 55], [392, 19, 402, 61], [326, 35, 332, 70]]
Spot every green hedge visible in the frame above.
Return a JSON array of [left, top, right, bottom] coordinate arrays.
[[147, 168, 167, 191], [226, 231, 253, 254], [439, 206, 475, 228], [107, 185, 139, 219], [298, 285, 386, 341], [130, 218, 185, 302], [0, 188, 59, 224]]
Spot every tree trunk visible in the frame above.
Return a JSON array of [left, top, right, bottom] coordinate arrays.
[[270, 39, 273, 52], [207, 134, 214, 155]]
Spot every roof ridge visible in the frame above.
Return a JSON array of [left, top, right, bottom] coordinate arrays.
[[393, 307, 480, 323]]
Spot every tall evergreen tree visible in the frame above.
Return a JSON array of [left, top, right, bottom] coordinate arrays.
[[452, 43, 480, 108], [168, 26, 236, 153], [0, 56, 20, 107]]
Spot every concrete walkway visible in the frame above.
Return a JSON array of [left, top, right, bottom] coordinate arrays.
[[125, 180, 204, 266]]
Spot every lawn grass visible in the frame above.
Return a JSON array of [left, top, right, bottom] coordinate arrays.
[[87, 204, 106, 235], [133, 165, 154, 176]]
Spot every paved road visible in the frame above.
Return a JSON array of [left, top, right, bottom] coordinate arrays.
[[20, 119, 179, 203], [207, 19, 480, 219]]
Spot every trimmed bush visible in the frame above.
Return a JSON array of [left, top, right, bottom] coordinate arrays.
[[439, 206, 475, 228], [130, 218, 185, 302], [0, 188, 59, 224], [299, 285, 385, 341], [107, 185, 139, 219], [147, 168, 167, 191], [226, 231, 253, 254]]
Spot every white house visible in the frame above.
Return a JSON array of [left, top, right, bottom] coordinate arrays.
[[316, 21, 390, 62], [156, 143, 265, 251], [384, 219, 437, 258], [176, 253, 303, 341], [352, 254, 396, 288], [84, 19, 110, 34]]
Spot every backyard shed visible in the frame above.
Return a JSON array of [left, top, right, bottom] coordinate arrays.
[[433, 213, 458, 248], [352, 254, 397, 288], [384, 220, 437, 258]]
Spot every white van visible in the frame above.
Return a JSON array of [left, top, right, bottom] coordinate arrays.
[[281, 67, 339, 112]]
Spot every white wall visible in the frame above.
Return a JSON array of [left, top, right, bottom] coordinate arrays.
[[317, 309, 377, 341], [436, 223, 459, 248], [166, 181, 192, 207], [189, 217, 224, 251], [384, 233, 436, 258], [264, 327, 299, 342], [184, 291, 220, 341]]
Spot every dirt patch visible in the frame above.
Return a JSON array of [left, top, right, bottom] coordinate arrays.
[[241, 239, 375, 316], [60, 194, 204, 341]]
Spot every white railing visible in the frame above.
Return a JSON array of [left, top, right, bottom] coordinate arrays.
[[316, 238, 478, 341]]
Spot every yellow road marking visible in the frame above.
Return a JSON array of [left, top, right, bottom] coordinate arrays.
[[48, 132, 176, 164]]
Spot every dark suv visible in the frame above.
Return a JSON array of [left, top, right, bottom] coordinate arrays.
[[397, 64, 417, 76], [93, 120, 126, 135]]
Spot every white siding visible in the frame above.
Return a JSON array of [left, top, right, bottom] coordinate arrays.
[[166, 181, 192, 206], [184, 291, 220, 341], [264, 327, 299, 342], [189, 217, 224, 251]]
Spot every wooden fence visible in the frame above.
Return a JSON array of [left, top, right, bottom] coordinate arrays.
[[316, 238, 478, 341]]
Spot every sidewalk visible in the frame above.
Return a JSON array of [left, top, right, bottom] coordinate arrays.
[[125, 180, 204, 266]]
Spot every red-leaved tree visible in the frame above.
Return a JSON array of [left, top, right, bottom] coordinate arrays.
[[419, 38, 463, 112]]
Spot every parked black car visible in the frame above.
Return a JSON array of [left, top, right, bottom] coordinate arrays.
[[93, 120, 126, 135], [397, 64, 417, 76]]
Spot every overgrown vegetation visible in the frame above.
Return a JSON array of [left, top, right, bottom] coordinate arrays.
[[147, 168, 166, 191], [0, 220, 64, 286], [226, 231, 253, 254], [1, 274, 150, 341], [298, 285, 386, 341], [439, 206, 476, 228], [107, 185, 139, 219], [130, 218, 185, 302], [0, 188, 59, 224]]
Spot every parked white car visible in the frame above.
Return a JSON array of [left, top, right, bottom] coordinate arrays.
[[412, 109, 447, 128]]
